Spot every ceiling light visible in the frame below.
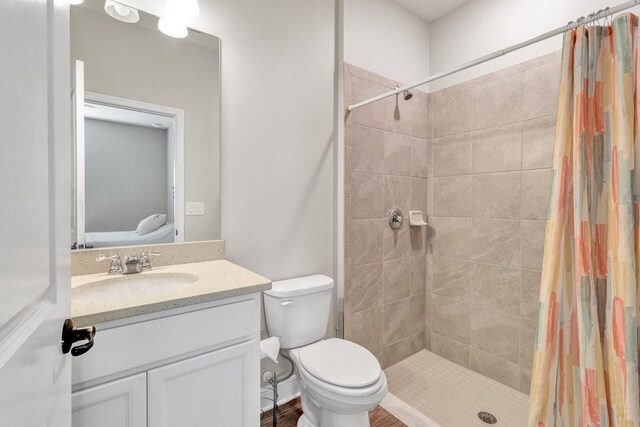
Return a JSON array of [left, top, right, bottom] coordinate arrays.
[[166, 0, 199, 20], [157, 18, 188, 38], [104, 0, 139, 23], [69, 0, 84, 5]]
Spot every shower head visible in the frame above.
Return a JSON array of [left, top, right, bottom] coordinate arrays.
[[394, 86, 413, 101]]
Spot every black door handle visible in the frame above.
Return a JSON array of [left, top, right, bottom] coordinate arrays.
[[61, 318, 96, 357]]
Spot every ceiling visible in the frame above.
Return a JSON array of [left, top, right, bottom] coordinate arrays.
[[392, 0, 470, 22], [84, 102, 174, 130]]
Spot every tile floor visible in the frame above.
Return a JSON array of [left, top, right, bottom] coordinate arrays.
[[385, 350, 529, 426]]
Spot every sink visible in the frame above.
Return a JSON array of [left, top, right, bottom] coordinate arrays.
[[73, 272, 199, 303]]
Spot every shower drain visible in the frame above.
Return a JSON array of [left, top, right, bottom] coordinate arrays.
[[478, 411, 497, 424]]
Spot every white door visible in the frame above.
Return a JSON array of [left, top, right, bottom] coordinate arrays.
[[148, 341, 258, 427], [72, 373, 147, 427], [0, 0, 72, 426]]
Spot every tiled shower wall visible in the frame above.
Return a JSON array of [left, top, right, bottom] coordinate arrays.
[[343, 63, 430, 369], [426, 51, 560, 394]]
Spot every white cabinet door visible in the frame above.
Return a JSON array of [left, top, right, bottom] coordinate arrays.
[[148, 340, 259, 427], [72, 373, 147, 427]]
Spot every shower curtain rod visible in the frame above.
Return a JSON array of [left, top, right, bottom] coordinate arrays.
[[347, 0, 640, 112]]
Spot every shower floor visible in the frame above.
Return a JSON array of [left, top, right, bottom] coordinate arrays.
[[384, 350, 529, 426]]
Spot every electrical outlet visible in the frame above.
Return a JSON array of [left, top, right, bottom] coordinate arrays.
[[186, 202, 204, 215]]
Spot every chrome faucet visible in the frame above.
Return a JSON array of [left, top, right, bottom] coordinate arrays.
[[122, 252, 162, 274], [97, 252, 161, 274], [96, 254, 123, 274]]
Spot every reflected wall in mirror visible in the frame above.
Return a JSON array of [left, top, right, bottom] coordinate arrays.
[[70, 0, 220, 249]]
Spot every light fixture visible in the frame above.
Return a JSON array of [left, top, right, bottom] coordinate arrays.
[[104, 0, 139, 23], [69, 0, 84, 5], [166, 0, 200, 20], [157, 18, 188, 38]]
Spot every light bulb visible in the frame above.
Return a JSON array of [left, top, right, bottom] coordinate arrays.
[[158, 18, 188, 38], [166, 0, 199, 20]]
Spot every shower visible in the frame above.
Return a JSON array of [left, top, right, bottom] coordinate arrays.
[[394, 85, 413, 100]]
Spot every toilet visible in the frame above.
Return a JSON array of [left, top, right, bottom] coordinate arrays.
[[263, 275, 387, 427]]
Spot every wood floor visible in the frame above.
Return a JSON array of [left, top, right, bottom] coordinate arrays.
[[260, 398, 407, 427]]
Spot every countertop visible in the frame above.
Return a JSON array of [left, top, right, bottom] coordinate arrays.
[[71, 260, 271, 326]]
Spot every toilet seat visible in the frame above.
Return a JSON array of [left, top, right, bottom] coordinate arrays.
[[290, 339, 386, 399], [299, 338, 381, 388]]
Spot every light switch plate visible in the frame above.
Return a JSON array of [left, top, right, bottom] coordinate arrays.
[[186, 202, 205, 215]]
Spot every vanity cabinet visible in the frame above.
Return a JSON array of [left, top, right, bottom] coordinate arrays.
[[71, 293, 261, 427]]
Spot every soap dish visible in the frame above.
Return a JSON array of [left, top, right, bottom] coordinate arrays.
[[409, 211, 428, 227]]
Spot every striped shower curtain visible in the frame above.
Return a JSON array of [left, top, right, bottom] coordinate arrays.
[[528, 14, 640, 427]]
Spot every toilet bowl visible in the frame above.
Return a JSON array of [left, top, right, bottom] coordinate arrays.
[[263, 275, 387, 427]]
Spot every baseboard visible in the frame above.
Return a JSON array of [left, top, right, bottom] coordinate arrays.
[[260, 374, 300, 412]]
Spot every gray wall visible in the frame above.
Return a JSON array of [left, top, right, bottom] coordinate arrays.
[[71, 5, 220, 241], [85, 119, 168, 232]]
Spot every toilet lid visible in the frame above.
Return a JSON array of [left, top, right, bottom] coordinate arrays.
[[299, 338, 381, 388]]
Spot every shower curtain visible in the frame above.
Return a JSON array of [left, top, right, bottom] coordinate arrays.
[[529, 15, 640, 427]]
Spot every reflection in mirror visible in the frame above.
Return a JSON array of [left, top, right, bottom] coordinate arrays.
[[70, 0, 220, 249]]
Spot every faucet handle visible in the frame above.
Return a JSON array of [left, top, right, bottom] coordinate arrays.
[[139, 251, 161, 269], [96, 254, 122, 274]]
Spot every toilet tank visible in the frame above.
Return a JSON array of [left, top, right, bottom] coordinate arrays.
[[263, 275, 334, 349]]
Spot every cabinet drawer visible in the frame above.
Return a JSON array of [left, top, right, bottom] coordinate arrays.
[[73, 296, 259, 386]]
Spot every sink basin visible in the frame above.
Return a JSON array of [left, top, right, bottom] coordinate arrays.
[[73, 272, 199, 303]]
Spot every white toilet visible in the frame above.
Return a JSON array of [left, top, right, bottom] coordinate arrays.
[[263, 275, 387, 427]]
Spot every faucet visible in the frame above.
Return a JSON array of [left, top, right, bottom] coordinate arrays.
[[123, 252, 162, 274], [97, 252, 161, 274], [96, 254, 123, 274]]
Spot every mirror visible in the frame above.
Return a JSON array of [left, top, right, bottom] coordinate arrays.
[[70, 0, 220, 249]]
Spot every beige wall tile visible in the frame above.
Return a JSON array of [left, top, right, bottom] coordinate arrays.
[[384, 297, 412, 345], [473, 73, 523, 129], [381, 336, 412, 369], [431, 217, 473, 259], [350, 262, 383, 313], [470, 306, 519, 362], [411, 138, 430, 177], [432, 256, 471, 302], [472, 124, 522, 173], [384, 91, 430, 139], [432, 295, 470, 343], [383, 224, 412, 260], [385, 175, 412, 214], [383, 258, 411, 303], [519, 318, 536, 369], [352, 172, 385, 219], [431, 332, 470, 368], [521, 220, 546, 270], [410, 255, 426, 295], [470, 348, 520, 389], [384, 132, 412, 175], [470, 263, 520, 315], [410, 294, 426, 335], [432, 86, 473, 137], [472, 172, 522, 219], [349, 306, 384, 353], [348, 76, 387, 129], [520, 269, 541, 320], [351, 219, 383, 266], [472, 219, 521, 267], [410, 330, 427, 354], [432, 133, 472, 177], [522, 116, 556, 170], [522, 61, 560, 121], [350, 125, 385, 173], [424, 291, 432, 332], [521, 169, 553, 220], [433, 175, 472, 217], [410, 178, 428, 216], [520, 366, 532, 395]]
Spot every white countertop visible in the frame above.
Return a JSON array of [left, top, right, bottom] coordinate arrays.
[[71, 260, 271, 326]]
